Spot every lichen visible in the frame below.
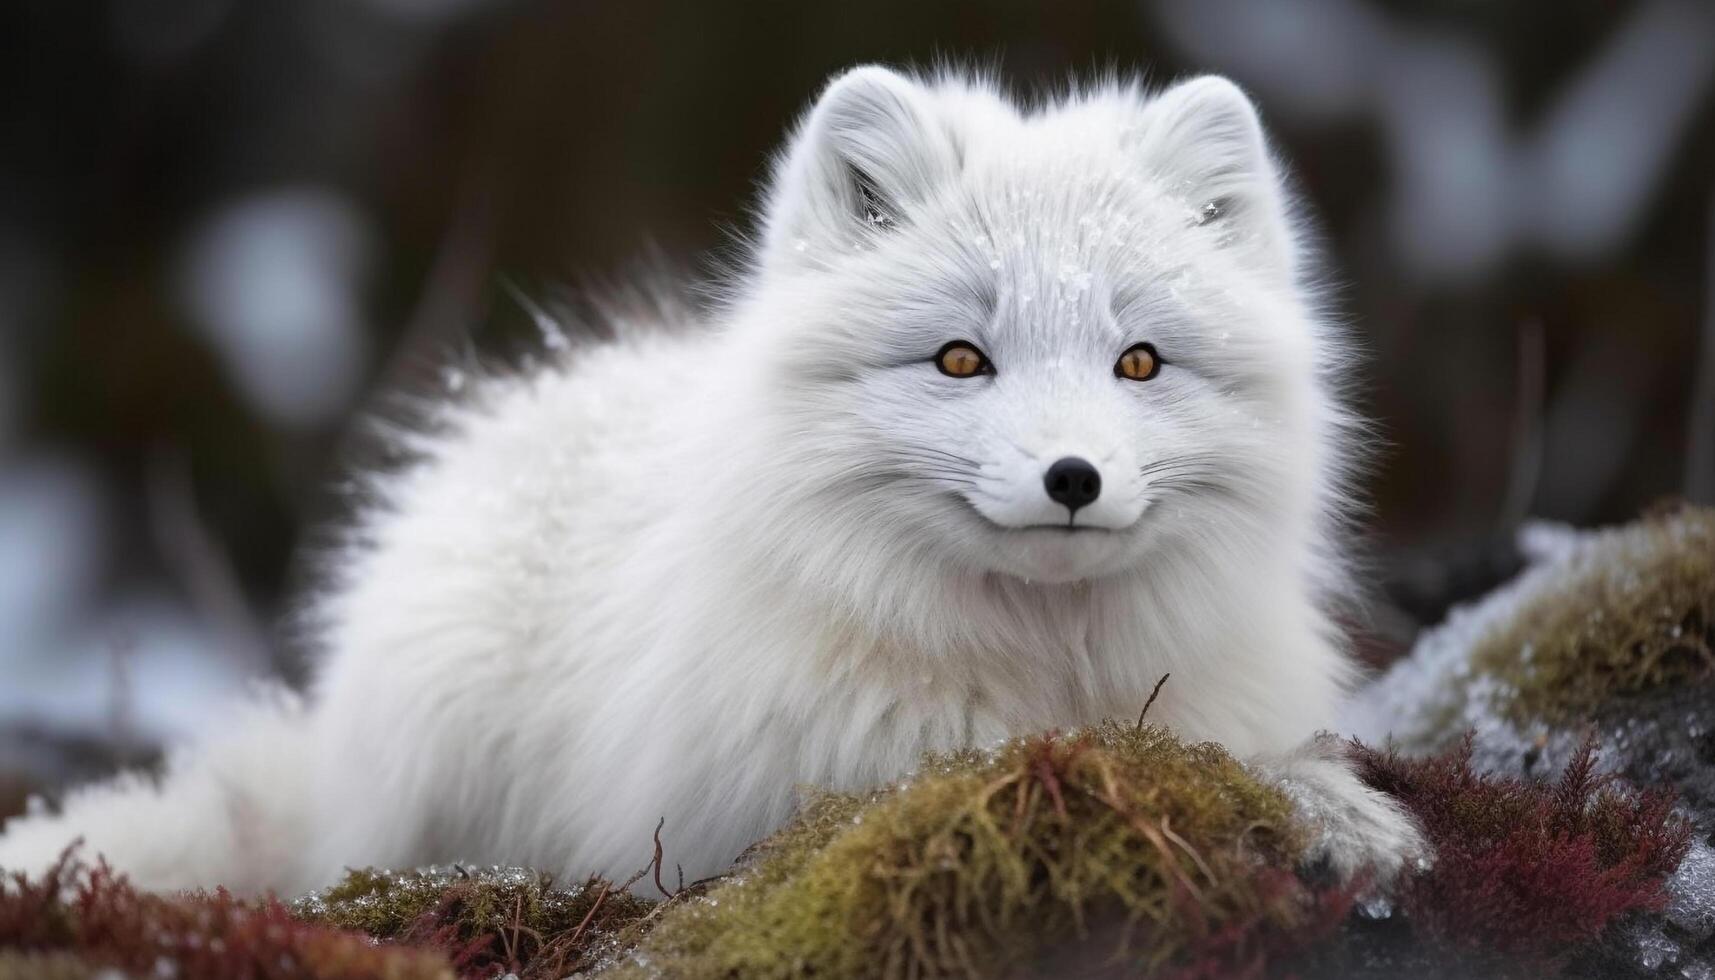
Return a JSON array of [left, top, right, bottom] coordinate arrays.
[[602, 722, 1339, 980]]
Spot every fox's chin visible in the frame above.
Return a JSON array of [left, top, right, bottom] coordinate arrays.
[[1005, 536, 1125, 581], [977, 522, 1145, 583], [939, 493, 1149, 582]]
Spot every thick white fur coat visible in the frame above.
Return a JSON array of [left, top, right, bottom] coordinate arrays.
[[0, 67, 1421, 896]]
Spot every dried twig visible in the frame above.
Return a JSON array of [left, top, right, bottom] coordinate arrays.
[[1159, 814, 1216, 886], [1136, 673, 1171, 729], [563, 880, 610, 951], [498, 892, 524, 966], [652, 817, 677, 900], [1083, 756, 1207, 906]]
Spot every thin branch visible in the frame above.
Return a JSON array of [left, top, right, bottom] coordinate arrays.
[[616, 864, 651, 895], [1136, 673, 1171, 729], [563, 880, 610, 951], [652, 817, 678, 900]]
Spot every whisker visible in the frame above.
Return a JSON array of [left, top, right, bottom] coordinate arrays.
[[899, 447, 984, 467], [892, 455, 978, 470], [891, 470, 982, 488], [1137, 452, 1223, 480]]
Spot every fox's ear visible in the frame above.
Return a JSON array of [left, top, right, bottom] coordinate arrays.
[[1133, 76, 1297, 277], [759, 65, 958, 270]]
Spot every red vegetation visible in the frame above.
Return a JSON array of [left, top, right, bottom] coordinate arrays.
[[0, 847, 453, 980], [1162, 868, 1357, 980], [1352, 736, 1693, 969]]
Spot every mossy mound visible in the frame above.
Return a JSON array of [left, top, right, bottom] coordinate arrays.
[[1347, 505, 1715, 767], [3, 723, 1702, 979], [1472, 504, 1715, 726], [603, 723, 1337, 980], [295, 864, 655, 977]]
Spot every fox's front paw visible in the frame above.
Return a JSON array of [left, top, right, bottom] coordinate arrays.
[[1288, 770, 1428, 884], [1254, 737, 1430, 885]]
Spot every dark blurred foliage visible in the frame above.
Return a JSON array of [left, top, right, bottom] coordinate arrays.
[[0, 0, 1712, 792]]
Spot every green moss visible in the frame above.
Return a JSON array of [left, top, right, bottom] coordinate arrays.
[[603, 723, 1328, 979], [295, 864, 655, 977], [1473, 505, 1715, 725]]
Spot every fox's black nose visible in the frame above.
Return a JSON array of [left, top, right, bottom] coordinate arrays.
[[1044, 457, 1101, 513]]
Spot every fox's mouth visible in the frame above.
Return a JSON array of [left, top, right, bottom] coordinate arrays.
[[948, 493, 1121, 534], [1010, 523, 1111, 534]]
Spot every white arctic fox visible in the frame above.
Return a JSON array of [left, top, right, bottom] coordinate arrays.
[[0, 67, 1422, 896]]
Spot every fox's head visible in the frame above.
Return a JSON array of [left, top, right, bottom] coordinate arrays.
[[728, 66, 1348, 595]]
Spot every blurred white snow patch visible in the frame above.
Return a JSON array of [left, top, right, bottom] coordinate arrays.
[[0, 593, 246, 748], [1376, 31, 1512, 279], [1150, 0, 1386, 121], [1522, 0, 1715, 260], [0, 456, 250, 756], [179, 188, 374, 429], [0, 456, 108, 653]]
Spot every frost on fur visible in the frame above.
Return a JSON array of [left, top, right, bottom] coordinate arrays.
[[1, 65, 1408, 917]]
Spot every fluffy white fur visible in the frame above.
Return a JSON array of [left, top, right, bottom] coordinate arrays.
[[0, 67, 1422, 896]]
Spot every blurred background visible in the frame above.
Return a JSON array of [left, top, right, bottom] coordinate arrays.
[[2, 0, 1713, 818]]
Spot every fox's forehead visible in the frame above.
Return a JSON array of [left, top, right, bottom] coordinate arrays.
[[916, 164, 1208, 310], [954, 173, 1197, 262], [940, 127, 1207, 262], [840, 165, 1239, 360], [861, 221, 1199, 362]]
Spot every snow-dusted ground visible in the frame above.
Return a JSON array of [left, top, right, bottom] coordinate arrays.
[[1342, 514, 1709, 774], [1342, 511, 1715, 976]]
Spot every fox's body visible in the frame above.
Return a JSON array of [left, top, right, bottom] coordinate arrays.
[[0, 67, 1420, 896]]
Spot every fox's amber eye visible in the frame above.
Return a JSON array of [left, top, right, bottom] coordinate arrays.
[[936, 341, 990, 378], [1115, 343, 1161, 381]]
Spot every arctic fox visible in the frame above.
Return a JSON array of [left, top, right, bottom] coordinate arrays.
[[0, 67, 1421, 896]]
